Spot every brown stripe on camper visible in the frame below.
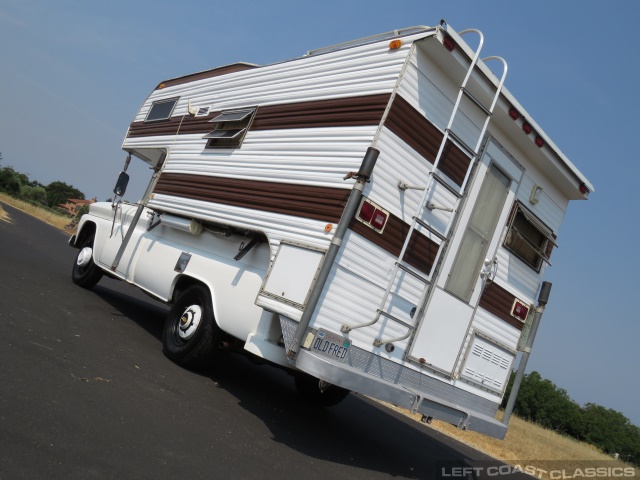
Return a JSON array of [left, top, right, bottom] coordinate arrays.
[[384, 95, 470, 186], [478, 282, 525, 331], [250, 94, 391, 130], [153, 173, 349, 223], [155, 63, 259, 90], [153, 172, 439, 274], [350, 217, 439, 274], [127, 94, 391, 138]]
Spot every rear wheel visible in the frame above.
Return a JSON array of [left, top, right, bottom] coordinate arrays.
[[163, 284, 220, 369], [294, 373, 350, 407], [71, 235, 103, 289]]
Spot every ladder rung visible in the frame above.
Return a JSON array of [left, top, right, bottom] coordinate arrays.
[[431, 172, 463, 198], [377, 310, 415, 329], [396, 261, 430, 284], [461, 87, 492, 116], [446, 129, 477, 158], [413, 217, 448, 242]]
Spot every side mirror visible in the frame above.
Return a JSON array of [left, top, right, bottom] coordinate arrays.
[[113, 171, 130, 197]]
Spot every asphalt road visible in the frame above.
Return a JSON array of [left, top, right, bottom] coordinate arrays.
[[0, 203, 521, 480]]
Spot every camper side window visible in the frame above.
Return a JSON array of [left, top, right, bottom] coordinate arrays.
[[145, 98, 179, 122], [503, 203, 555, 272], [204, 108, 256, 149]]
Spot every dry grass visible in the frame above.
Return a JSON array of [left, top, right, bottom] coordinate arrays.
[[376, 400, 636, 478], [0, 203, 9, 223], [0, 193, 73, 231]]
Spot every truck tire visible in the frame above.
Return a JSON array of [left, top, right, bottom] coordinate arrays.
[[294, 373, 350, 407], [71, 235, 103, 289], [163, 284, 220, 369]]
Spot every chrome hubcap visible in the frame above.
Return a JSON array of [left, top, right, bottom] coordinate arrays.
[[76, 247, 93, 267], [178, 305, 202, 341]]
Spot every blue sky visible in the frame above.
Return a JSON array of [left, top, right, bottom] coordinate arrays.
[[1, 1, 639, 426]]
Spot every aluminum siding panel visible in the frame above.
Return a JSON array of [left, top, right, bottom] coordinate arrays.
[[127, 40, 413, 126]]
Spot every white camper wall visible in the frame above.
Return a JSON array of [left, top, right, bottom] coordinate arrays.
[[124, 38, 424, 257]]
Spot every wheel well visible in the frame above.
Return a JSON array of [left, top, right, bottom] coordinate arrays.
[[170, 275, 210, 305], [75, 222, 97, 248], [170, 276, 224, 334]]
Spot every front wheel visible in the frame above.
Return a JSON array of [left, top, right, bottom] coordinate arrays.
[[163, 284, 220, 369], [294, 373, 350, 407], [71, 235, 103, 289]]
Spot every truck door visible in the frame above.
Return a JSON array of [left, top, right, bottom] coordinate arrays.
[[96, 203, 146, 279], [408, 139, 523, 375], [96, 148, 167, 279]]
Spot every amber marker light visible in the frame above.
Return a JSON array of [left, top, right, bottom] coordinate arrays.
[[389, 39, 403, 50], [324, 224, 333, 233], [157, 83, 166, 89]]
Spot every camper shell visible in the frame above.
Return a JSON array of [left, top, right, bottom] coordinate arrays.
[[70, 21, 592, 440]]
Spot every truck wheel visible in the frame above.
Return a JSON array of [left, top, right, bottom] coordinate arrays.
[[71, 235, 103, 289], [294, 373, 350, 407], [163, 284, 220, 369]]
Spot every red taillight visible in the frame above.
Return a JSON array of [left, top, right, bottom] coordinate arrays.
[[511, 300, 530, 322], [359, 201, 375, 222], [508, 107, 520, 120], [371, 210, 388, 230], [357, 199, 389, 233], [443, 35, 455, 52], [522, 122, 533, 135], [535, 136, 545, 148]]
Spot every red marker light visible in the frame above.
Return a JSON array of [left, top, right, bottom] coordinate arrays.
[[535, 136, 545, 148], [443, 35, 456, 52], [508, 107, 520, 120], [579, 183, 589, 195], [522, 122, 533, 135]]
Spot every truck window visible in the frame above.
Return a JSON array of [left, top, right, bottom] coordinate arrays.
[[145, 97, 179, 122]]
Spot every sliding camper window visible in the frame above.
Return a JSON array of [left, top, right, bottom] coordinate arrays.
[[204, 108, 256, 149], [145, 97, 179, 122], [504, 203, 555, 272]]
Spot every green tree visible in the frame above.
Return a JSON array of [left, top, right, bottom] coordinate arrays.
[[45, 180, 85, 207], [0, 166, 22, 195], [578, 404, 639, 458], [506, 371, 582, 435], [20, 185, 48, 204]]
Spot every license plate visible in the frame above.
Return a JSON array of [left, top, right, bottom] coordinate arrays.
[[311, 329, 350, 360]]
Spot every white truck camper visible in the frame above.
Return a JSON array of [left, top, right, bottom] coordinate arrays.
[[70, 21, 593, 439]]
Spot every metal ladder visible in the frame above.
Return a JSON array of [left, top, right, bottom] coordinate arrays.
[[341, 27, 508, 347]]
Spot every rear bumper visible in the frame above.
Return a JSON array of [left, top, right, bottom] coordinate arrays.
[[296, 348, 507, 439]]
